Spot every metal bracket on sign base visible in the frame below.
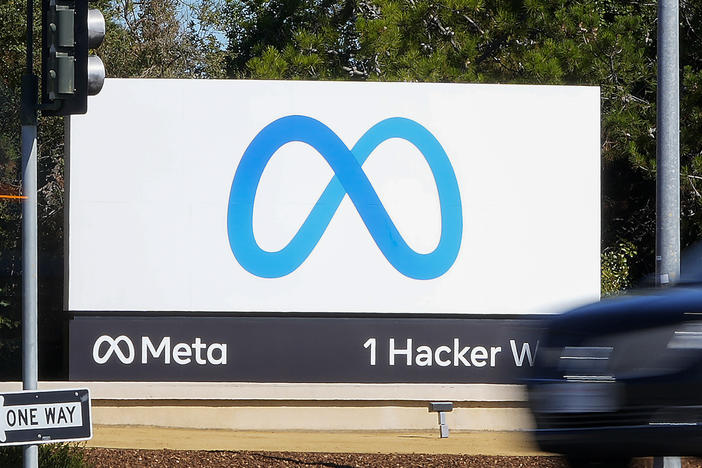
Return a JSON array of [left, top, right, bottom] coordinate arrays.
[[428, 401, 453, 438]]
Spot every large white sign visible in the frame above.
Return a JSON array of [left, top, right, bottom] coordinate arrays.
[[68, 79, 600, 314]]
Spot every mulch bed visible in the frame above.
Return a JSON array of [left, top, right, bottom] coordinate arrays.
[[84, 449, 702, 467]]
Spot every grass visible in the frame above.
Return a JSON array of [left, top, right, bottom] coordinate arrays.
[[0, 442, 91, 468]]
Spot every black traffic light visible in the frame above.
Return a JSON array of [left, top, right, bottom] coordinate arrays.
[[42, 0, 105, 116]]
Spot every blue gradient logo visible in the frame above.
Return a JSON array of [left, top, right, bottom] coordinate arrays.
[[227, 115, 462, 280]]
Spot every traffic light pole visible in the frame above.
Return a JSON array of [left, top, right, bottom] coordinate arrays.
[[21, 0, 39, 466], [19, 2, 106, 462]]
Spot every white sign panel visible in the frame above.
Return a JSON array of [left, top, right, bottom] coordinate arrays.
[[0, 389, 92, 446], [68, 79, 599, 314]]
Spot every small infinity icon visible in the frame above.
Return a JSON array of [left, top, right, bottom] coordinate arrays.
[[227, 115, 462, 280], [93, 335, 135, 364]]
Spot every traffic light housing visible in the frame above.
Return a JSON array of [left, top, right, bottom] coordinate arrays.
[[42, 0, 105, 116]]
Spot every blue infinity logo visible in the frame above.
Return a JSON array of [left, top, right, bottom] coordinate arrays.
[[227, 115, 462, 280]]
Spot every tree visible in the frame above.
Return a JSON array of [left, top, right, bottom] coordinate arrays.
[[102, 0, 225, 78]]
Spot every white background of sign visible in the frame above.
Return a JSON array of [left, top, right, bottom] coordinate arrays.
[[69, 79, 599, 314]]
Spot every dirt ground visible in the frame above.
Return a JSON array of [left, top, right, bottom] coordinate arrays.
[[83, 427, 702, 467], [86, 427, 545, 456], [83, 449, 701, 468]]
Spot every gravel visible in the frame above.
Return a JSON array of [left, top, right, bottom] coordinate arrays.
[[84, 449, 702, 468]]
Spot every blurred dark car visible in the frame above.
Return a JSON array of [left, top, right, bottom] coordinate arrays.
[[527, 256, 702, 467]]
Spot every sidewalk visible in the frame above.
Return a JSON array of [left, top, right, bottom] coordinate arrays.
[[87, 425, 550, 456]]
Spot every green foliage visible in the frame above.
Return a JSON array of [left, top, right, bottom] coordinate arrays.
[[601, 241, 637, 295], [0, 443, 91, 468], [225, 0, 358, 78], [101, 0, 225, 78]]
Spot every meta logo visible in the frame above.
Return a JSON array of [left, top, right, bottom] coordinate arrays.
[[92, 335, 227, 365], [227, 116, 463, 280]]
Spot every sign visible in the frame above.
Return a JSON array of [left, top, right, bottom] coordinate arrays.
[[70, 315, 543, 383], [68, 79, 600, 315], [0, 389, 91, 446]]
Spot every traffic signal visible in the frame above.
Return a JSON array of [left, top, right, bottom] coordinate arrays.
[[41, 0, 106, 116]]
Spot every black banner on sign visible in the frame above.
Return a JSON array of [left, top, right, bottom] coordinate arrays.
[[69, 315, 545, 383]]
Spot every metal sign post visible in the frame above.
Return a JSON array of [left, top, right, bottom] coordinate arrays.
[[20, 0, 39, 466], [19, 116, 38, 468], [655, 0, 680, 466], [655, 0, 680, 286]]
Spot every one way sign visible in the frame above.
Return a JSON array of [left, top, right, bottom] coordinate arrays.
[[0, 389, 91, 446]]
